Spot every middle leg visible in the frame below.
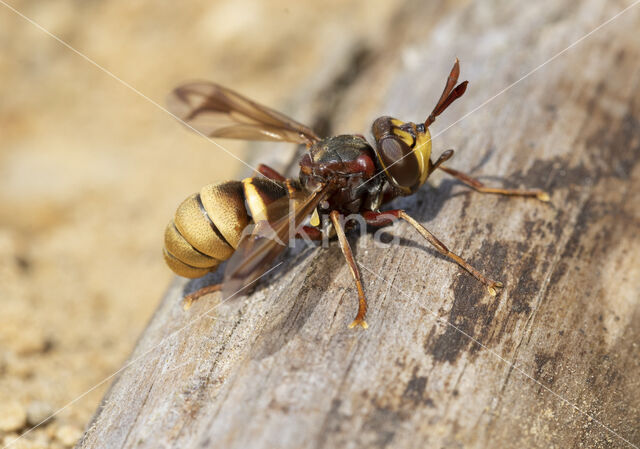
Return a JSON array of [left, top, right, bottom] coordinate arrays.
[[363, 210, 503, 295], [330, 210, 368, 329]]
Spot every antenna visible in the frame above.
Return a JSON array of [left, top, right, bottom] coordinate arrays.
[[424, 58, 468, 128]]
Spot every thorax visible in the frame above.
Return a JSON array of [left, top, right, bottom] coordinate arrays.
[[299, 135, 384, 214]]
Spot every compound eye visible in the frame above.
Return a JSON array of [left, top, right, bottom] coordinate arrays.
[[378, 136, 419, 189]]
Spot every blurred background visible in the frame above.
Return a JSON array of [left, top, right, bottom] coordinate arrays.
[[0, 0, 401, 447]]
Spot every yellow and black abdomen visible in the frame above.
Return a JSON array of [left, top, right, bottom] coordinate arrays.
[[163, 178, 291, 278]]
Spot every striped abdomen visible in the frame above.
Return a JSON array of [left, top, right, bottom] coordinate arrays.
[[163, 178, 292, 278]]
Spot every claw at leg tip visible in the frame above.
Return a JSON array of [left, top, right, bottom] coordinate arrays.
[[487, 281, 504, 296], [349, 319, 369, 329], [537, 192, 550, 202]]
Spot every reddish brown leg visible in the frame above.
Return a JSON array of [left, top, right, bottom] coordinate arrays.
[[257, 164, 286, 182], [183, 227, 321, 310], [297, 225, 323, 241], [428, 149, 454, 175], [439, 165, 550, 201], [330, 211, 368, 329], [183, 283, 222, 310], [363, 210, 503, 296]]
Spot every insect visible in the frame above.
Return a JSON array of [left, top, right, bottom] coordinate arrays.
[[163, 59, 549, 329]]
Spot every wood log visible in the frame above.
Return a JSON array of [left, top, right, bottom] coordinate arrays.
[[79, 1, 640, 447]]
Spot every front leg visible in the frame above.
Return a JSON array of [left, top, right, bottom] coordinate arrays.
[[439, 165, 549, 201]]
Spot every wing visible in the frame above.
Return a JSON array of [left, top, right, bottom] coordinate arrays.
[[167, 82, 320, 145], [221, 183, 331, 301]]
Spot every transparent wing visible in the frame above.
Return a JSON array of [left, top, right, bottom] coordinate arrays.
[[167, 82, 320, 145], [221, 183, 330, 301]]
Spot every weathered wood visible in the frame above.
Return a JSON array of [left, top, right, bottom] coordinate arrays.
[[80, 1, 640, 448]]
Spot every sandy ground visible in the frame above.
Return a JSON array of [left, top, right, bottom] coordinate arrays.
[[0, 1, 397, 447]]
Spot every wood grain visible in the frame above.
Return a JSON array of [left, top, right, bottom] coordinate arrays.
[[79, 1, 640, 448]]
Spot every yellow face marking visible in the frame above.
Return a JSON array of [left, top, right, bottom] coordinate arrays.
[[392, 119, 432, 190], [379, 118, 434, 192], [392, 127, 414, 147], [414, 128, 432, 187]]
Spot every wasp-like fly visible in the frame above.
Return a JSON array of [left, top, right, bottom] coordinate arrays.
[[163, 60, 548, 328]]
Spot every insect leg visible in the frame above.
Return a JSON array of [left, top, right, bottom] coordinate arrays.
[[183, 283, 222, 310], [330, 210, 368, 329], [439, 165, 550, 201], [296, 225, 323, 241], [257, 164, 286, 181], [428, 149, 454, 175], [363, 210, 503, 296]]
